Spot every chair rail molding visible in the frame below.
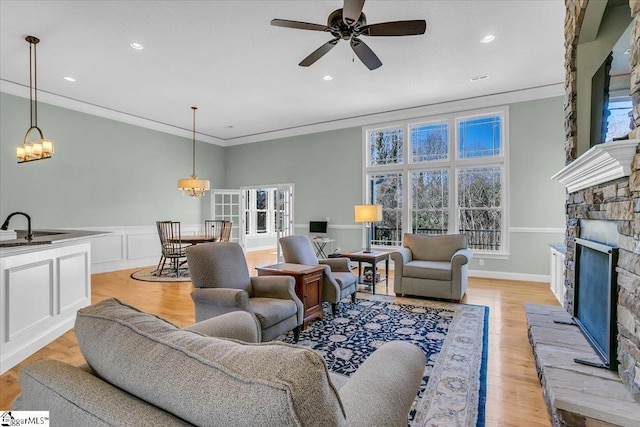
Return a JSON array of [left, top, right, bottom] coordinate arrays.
[[551, 139, 639, 193]]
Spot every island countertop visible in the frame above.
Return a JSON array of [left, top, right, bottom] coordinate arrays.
[[0, 229, 110, 257]]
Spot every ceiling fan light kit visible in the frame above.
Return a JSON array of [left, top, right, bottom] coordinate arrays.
[[271, 0, 426, 70]]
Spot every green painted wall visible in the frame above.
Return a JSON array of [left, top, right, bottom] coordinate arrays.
[[1, 91, 567, 277], [467, 96, 567, 275], [225, 96, 567, 276], [224, 127, 365, 252], [0, 93, 225, 228], [509, 96, 566, 228]]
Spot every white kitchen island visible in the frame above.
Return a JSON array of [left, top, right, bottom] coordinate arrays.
[[0, 229, 108, 374]]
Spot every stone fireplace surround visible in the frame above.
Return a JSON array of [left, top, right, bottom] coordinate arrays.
[[525, 1, 640, 425], [562, 0, 640, 405], [530, 138, 640, 426]]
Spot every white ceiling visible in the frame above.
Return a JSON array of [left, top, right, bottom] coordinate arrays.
[[0, 0, 566, 146]]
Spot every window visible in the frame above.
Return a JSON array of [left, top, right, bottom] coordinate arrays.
[[369, 172, 403, 246], [245, 188, 273, 236], [368, 128, 403, 166], [605, 97, 633, 142], [364, 108, 508, 255]]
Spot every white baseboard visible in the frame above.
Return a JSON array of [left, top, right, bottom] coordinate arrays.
[[469, 269, 549, 283]]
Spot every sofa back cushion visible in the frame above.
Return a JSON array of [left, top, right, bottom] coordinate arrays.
[[404, 233, 467, 262], [75, 298, 345, 427]]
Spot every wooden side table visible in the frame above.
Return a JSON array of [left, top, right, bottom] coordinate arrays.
[[340, 251, 391, 295], [256, 263, 324, 328]]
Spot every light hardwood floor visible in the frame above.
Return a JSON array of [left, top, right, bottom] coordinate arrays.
[[0, 249, 559, 426]]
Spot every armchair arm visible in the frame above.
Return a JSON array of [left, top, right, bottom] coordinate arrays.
[[451, 248, 473, 300], [250, 275, 297, 300], [338, 341, 425, 427], [190, 288, 253, 323], [319, 257, 351, 272], [390, 248, 412, 294], [451, 248, 473, 267], [184, 311, 261, 343]]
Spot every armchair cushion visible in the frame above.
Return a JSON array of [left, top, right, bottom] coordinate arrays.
[[404, 260, 452, 281], [75, 298, 345, 427], [404, 233, 467, 262], [249, 297, 299, 329]]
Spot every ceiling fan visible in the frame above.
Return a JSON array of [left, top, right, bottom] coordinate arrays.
[[271, 0, 426, 70]]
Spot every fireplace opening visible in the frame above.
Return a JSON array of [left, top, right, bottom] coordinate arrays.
[[573, 236, 619, 370]]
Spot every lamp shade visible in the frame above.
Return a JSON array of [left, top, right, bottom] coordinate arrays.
[[354, 205, 383, 222], [178, 176, 210, 197]]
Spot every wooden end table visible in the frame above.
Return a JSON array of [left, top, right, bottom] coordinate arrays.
[[340, 251, 390, 295], [256, 263, 324, 328]]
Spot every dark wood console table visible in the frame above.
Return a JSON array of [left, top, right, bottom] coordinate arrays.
[[256, 263, 324, 328]]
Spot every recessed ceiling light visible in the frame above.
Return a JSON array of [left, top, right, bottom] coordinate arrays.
[[63, 76, 76, 82], [470, 75, 489, 82], [323, 75, 333, 81], [624, 48, 631, 55], [480, 35, 495, 43], [129, 42, 144, 50]]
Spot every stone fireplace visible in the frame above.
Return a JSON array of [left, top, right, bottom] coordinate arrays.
[[563, 0, 640, 405], [525, 1, 640, 425]]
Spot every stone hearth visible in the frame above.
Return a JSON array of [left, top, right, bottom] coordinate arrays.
[[526, 304, 640, 426]]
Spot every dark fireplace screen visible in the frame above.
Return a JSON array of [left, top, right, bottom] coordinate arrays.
[[574, 237, 618, 370]]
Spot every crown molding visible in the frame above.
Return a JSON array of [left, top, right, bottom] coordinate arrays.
[[0, 80, 224, 146], [2, 79, 563, 147]]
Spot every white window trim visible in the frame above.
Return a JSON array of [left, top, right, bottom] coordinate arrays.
[[362, 106, 510, 256]]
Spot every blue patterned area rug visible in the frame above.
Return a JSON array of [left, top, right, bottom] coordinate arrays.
[[280, 294, 488, 427]]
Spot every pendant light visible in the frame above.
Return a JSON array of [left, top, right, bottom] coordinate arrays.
[[178, 107, 210, 197], [16, 36, 54, 163]]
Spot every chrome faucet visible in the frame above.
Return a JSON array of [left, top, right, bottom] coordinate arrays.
[[1, 212, 33, 241]]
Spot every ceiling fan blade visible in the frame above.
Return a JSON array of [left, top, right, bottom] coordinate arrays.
[[360, 20, 427, 37], [350, 37, 382, 70], [299, 38, 340, 67], [271, 19, 328, 32], [343, 0, 365, 26]]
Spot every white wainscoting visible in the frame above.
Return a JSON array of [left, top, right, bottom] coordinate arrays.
[[81, 224, 563, 283], [0, 242, 91, 374], [79, 224, 202, 274]]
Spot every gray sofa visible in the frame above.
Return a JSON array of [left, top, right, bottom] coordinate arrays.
[[13, 298, 425, 427], [391, 233, 473, 301]]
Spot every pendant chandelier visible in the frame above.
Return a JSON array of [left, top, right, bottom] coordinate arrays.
[[16, 36, 54, 163], [178, 106, 210, 197]]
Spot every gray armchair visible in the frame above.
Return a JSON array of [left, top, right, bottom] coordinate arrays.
[[279, 235, 357, 315], [186, 242, 304, 342], [391, 233, 473, 302]]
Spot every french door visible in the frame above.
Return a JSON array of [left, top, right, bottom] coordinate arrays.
[[209, 189, 241, 243]]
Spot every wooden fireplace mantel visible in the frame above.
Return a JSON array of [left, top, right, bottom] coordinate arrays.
[[552, 139, 639, 193]]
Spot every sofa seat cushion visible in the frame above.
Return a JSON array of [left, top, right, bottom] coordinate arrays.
[[250, 297, 298, 329], [332, 271, 357, 289], [75, 298, 345, 427], [404, 260, 452, 281]]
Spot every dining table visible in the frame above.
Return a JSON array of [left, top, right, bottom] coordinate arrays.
[[169, 235, 217, 245]]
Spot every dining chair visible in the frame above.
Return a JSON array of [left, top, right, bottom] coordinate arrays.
[[204, 220, 233, 242], [155, 221, 187, 277]]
